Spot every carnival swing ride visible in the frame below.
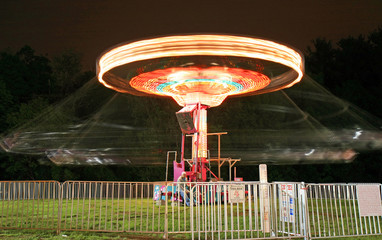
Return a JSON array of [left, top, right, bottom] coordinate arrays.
[[96, 34, 304, 182], [2, 34, 379, 180]]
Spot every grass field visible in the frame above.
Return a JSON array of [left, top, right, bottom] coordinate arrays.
[[0, 198, 307, 239], [1, 182, 381, 239], [0, 229, 171, 239], [1, 198, 271, 239], [1, 229, 382, 240]]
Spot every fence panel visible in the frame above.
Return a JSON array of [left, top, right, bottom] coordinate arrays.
[[0, 181, 61, 230], [186, 182, 308, 240], [3, 180, 381, 239], [307, 183, 382, 239], [60, 181, 165, 234]]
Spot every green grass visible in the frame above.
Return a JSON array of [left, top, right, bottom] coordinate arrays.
[[1, 197, 382, 239], [0, 198, 291, 239], [1, 199, 266, 238], [307, 198, 381, 238], [0, 229, 168, 239], [1, 229, 382, 240]]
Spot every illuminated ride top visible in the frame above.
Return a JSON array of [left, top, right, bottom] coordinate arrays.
[[97, 35, 304, 181]]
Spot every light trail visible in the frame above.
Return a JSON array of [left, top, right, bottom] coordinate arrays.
[[97, 34, 304, 107]]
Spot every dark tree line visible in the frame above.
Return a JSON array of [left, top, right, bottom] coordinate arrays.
[[305, 28, 382, 118], [0, 46, 170, 181], [257, 27, 382, 183], [208, 27, 382, 183], [1, 27, 382, 182], [0, 46, 97, 181]]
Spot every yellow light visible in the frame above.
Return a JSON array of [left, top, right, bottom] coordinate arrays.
[[97, 35, 304, 104], [129, 66, 271, 107]]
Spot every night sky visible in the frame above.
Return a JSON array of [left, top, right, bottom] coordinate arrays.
[[1, 0, 382, 70]]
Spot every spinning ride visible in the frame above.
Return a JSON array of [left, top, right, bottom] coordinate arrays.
[[97, 35, 304, 181]]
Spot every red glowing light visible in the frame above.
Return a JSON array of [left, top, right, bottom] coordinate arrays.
[[129, 67, 271, 107], [97, 34, 304, 107]]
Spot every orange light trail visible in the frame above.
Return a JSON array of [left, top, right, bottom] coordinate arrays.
[[97, 35, 304, 108], [129, 66, 271, 107]]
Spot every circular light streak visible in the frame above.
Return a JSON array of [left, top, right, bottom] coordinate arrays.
[[129, 66, 271, 106], [97, 34, 304, 107]]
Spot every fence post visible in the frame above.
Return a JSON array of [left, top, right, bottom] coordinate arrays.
[[191, 185, 194, 240], [56, 182, 62, 235], [300, 182, 309, 240], [164, 182, 169, 240]]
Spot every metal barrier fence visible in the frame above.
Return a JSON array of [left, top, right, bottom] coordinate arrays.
[[60, 181, 164, 233], [188, 182, 308, 239], [61, 181, 309, 239], [306, 183, 382, 239], [165, 182, 308, 239], [0, 181, 61, 231], [0, 180, 381, 240]]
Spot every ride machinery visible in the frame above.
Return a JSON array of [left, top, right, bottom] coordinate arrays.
[[97, 35, 304, 182]]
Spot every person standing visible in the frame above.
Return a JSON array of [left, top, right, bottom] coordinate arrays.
[[177, 172, 190, 206]]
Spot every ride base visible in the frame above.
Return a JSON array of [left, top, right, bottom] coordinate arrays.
[[168, 102, 241, 182]]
